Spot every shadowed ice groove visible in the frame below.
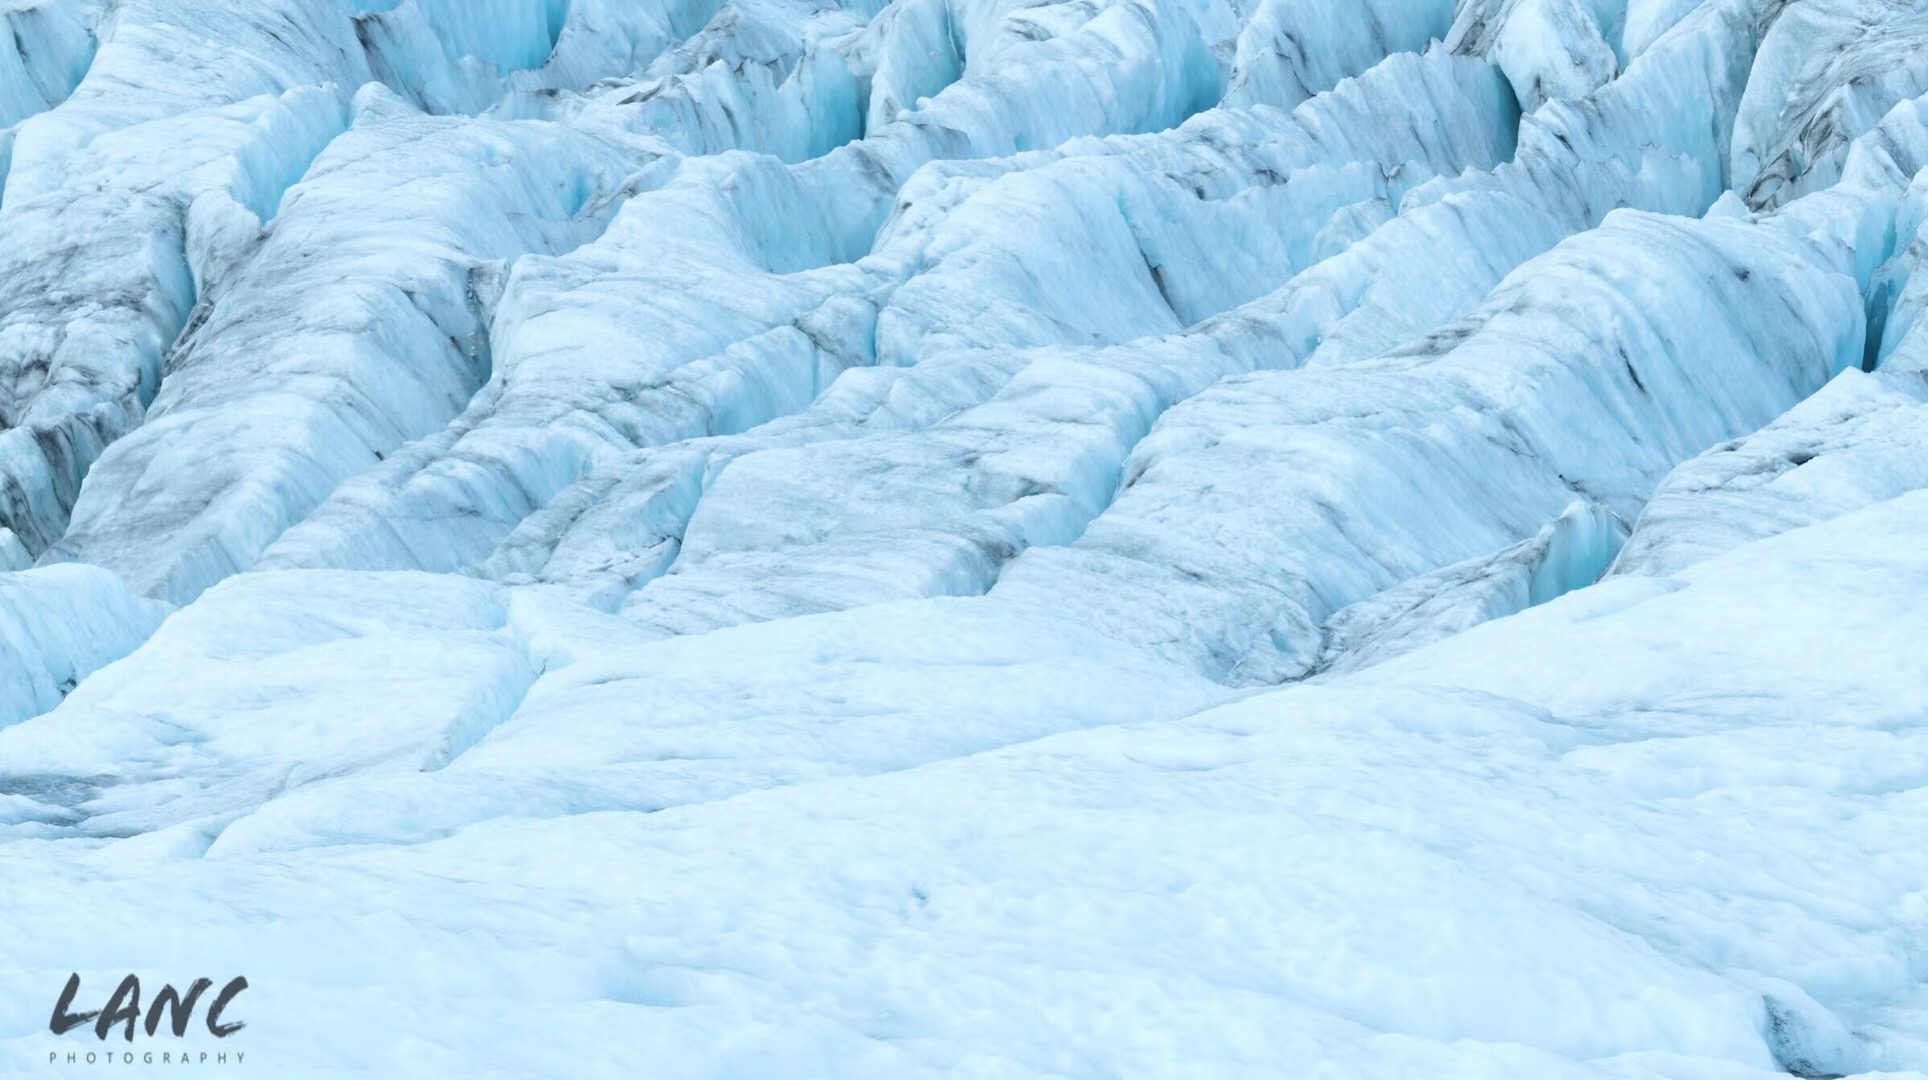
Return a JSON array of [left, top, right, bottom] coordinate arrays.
[[503, 0, 1785, 640], [0, 0, 713, 567], [1221, 0, 1456, 110], [0, 83, 353, 561], [488, 0, 874, 162], [41, 86, 657, 605], [606, 49, 1519, 635], [0, 0, 105, 164], [473, 46, 1530, 608], [1729, 0, 1928, 210], [1614, 92, 1928, 575], [252, 0, 1235, 580], [990, 206, 1863, 679]]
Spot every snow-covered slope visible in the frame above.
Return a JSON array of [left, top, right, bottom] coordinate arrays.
[[3, 0, 1928, 1075]]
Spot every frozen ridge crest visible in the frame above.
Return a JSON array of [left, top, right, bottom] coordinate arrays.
[[4, 0, 1928, 1076]]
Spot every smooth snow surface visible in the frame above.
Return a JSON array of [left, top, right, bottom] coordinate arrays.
[[3, 0, 1928, 1075]]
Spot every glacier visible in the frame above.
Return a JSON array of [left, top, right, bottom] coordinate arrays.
[[3, 0, 1928, 1075]]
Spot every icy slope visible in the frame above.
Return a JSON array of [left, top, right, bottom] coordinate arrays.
[[0, 564, 168, 729], [3, 0, 1928, 1075], [4, 482, 1928, 1076]]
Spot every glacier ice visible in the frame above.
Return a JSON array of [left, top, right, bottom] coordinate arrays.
[[1222, 0, 1456, 110], [992, 206, 1862, 680], [6, 490, 1928, 1075], [1612, 366, 1928, 575], [0, 563, 169, 730], [1307, 495, 1629, 677], [1446, 0, 1622, 112], [42, 85, 651, 603], [3, 0, 1928, 1074], [1729, 0, 1928, 209], [0, 0, 101, 132], [249, 0, 1232, 581]]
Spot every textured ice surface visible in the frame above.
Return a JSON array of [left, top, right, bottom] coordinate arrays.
[[0, 1, 102, 132], [1447, 0, 1622, 111], [6, 487, 1928, 1076], [1613, 368, 1928, 576], [993, 206, 1862, 681], [1729, 0, 1928, 209], [43, 86, 651, 603], [0, 564, 169, 729], [4, 0, 1928, 1074]]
